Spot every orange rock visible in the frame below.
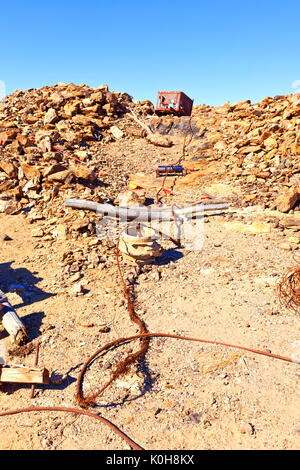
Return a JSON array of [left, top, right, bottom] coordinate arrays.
[[69, 165, 96, 182], [275, 188, 300, 212], [17, 134, 31, 147], [43, 164, 67, 177], [72, 114, 93, 126], [63, 101, 80, 117], [44, 108, 58, 125], [0, 129, 18, 146], [238, 145, 262, 154], [0, 161, 18, 179], [264, 136, 278, 150], [20, 163, 41, 180], [47, 169, 74, 182]]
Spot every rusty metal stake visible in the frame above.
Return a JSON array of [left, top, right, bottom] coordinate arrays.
[[30, 342, 40, 398]]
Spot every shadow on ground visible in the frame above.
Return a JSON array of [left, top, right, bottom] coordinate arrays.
[[157, 248, 184, 265]]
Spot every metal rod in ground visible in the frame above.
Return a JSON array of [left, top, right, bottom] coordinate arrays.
[[30, 342, 40, 398]]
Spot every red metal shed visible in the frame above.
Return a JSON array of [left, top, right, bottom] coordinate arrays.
[[156, 91, 194, 116]]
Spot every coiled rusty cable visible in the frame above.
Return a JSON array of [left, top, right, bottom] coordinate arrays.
[[76, 332, 300, 410], [277, 266, 300, 313]]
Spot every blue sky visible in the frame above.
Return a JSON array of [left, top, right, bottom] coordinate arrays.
[[1, 0, 300, 106]]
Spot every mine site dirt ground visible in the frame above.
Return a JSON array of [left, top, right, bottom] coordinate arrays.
[[0, 163, 299, 450], [0, 91, 300, 450]]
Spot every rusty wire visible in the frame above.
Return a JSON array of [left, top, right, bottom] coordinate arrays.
[[1, 324, 299, 451], [76, 232, 150, 409], [0, 406, 144, 450], [277, 266, 300, 313]]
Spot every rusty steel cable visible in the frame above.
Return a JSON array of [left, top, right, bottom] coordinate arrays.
[[155, 172, 169, 205], [277, 266, 300, 313], [76, 233, 150, 409], [1, 319, 300, 452], [75, 331, 300, 410], [0, 406, 144, 450], [180, 116, 193, 159], [76, 331, 300, 406], [76, 330, 300, 402]]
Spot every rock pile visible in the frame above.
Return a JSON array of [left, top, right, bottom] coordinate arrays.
[[0, 83, 157, 227], [0, 82, 137, 211]]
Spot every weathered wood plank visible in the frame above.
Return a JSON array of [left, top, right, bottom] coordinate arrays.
[[0, 366, 49, 384]]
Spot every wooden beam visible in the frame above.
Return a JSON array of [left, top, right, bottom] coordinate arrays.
[[0, 366, 49, 385]]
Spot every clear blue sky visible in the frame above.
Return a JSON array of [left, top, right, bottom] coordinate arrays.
[[1, 0, 300, 106]]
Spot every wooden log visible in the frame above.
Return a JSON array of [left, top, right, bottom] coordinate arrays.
[[65, 199, 229, 221], [0, 366, 49, 385], [128, 110, 153, 134], [128, 111, 172, 147], [0, 290, 28, 345]]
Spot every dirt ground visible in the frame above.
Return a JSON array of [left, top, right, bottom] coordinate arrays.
[[0, 207, 299, 450], [0, 132, 299, 451]]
